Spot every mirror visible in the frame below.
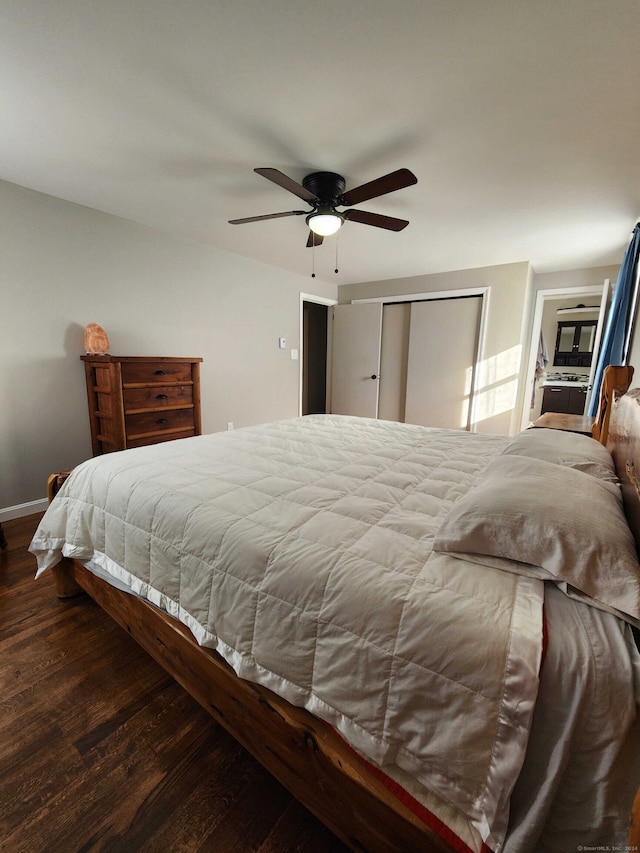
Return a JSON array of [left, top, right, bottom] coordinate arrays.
[[558, 326, 575, 353], [579, 323, 596, 354]]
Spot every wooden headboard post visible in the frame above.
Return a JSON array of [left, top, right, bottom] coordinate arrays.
[[607, 388, 640, 553], [606, 389, 640, 846], [607, 389, 640, 659]]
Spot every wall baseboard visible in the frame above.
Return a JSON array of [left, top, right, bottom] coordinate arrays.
[[1, 498, 48, 522]]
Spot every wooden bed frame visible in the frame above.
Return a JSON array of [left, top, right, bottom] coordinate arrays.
[[48, 391, 640, 851]]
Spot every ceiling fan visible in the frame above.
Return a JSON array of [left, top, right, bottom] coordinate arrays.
[[229, 167, 418, 247]]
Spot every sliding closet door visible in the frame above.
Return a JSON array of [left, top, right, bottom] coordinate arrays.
[[378, 303, 411, 422], [404, 296, 482, 430], [330, 303, 383, 418]]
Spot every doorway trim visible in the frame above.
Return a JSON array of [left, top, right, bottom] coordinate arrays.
[[519, 282, 610, 431], [299, 292, 337, 417]]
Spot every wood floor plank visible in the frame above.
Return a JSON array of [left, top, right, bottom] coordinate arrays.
[[0, 513, 348, 853]]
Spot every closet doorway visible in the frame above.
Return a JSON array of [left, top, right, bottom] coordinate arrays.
[[329, 291, 485, 430]]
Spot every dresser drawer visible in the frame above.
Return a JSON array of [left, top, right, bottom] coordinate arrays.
[[126, 429, 197, 449], [125, 408, 195, 438], [121, 361, 194, 385], [123, 384, 194, 411]]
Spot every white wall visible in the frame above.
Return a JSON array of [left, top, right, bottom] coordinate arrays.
[[338, 262, 534, 435], [531, 266, 620, 295], [1, 180, 336, 514]]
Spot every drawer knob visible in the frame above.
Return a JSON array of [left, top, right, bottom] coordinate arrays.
[[156, 418, 169, 424], [155, 394, 168, 400], [154, 369, 167, 375]]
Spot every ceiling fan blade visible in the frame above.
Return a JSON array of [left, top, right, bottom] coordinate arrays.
[[340, 168, 417, 206], [306, 231, 324, 247], [255, 168, 318, 203], [228, 210, 306, 224], [343, 209, 409, 231]]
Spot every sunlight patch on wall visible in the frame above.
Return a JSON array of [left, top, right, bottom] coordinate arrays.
[[470, 345, 523, 425]]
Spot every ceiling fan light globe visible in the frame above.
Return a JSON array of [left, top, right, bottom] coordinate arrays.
[[307, 212, 343, 237]]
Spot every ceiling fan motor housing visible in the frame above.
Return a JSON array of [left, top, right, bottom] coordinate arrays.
[[302, 172, 346, 205]]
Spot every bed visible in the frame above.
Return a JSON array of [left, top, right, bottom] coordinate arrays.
[[29, 396, 640, 852]]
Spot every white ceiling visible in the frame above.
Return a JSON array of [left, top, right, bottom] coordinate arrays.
[[2, 1, 640, 285]]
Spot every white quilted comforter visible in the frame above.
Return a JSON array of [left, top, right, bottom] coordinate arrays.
[[29, 415, 640, 851]]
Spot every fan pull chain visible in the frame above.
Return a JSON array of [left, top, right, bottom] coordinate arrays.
[[335, 231, 339, 274], [311, 238, 315, 278]]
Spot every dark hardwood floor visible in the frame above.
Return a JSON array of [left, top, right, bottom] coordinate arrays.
[[0, 514, 348, 853]]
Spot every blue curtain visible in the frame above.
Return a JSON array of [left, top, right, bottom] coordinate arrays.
[[588, 224, 640, 415]]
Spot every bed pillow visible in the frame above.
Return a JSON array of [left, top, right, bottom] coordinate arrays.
[[501, 428, 618, 482], [432, 454, 640, 626]]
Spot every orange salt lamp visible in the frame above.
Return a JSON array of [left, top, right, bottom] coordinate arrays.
[[84, 323, 110, 355]]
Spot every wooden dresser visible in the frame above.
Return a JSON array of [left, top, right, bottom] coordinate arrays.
[[81, 356, 202, 455]]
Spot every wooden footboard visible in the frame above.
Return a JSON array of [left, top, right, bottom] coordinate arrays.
[[52, 556, 452, 853]]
